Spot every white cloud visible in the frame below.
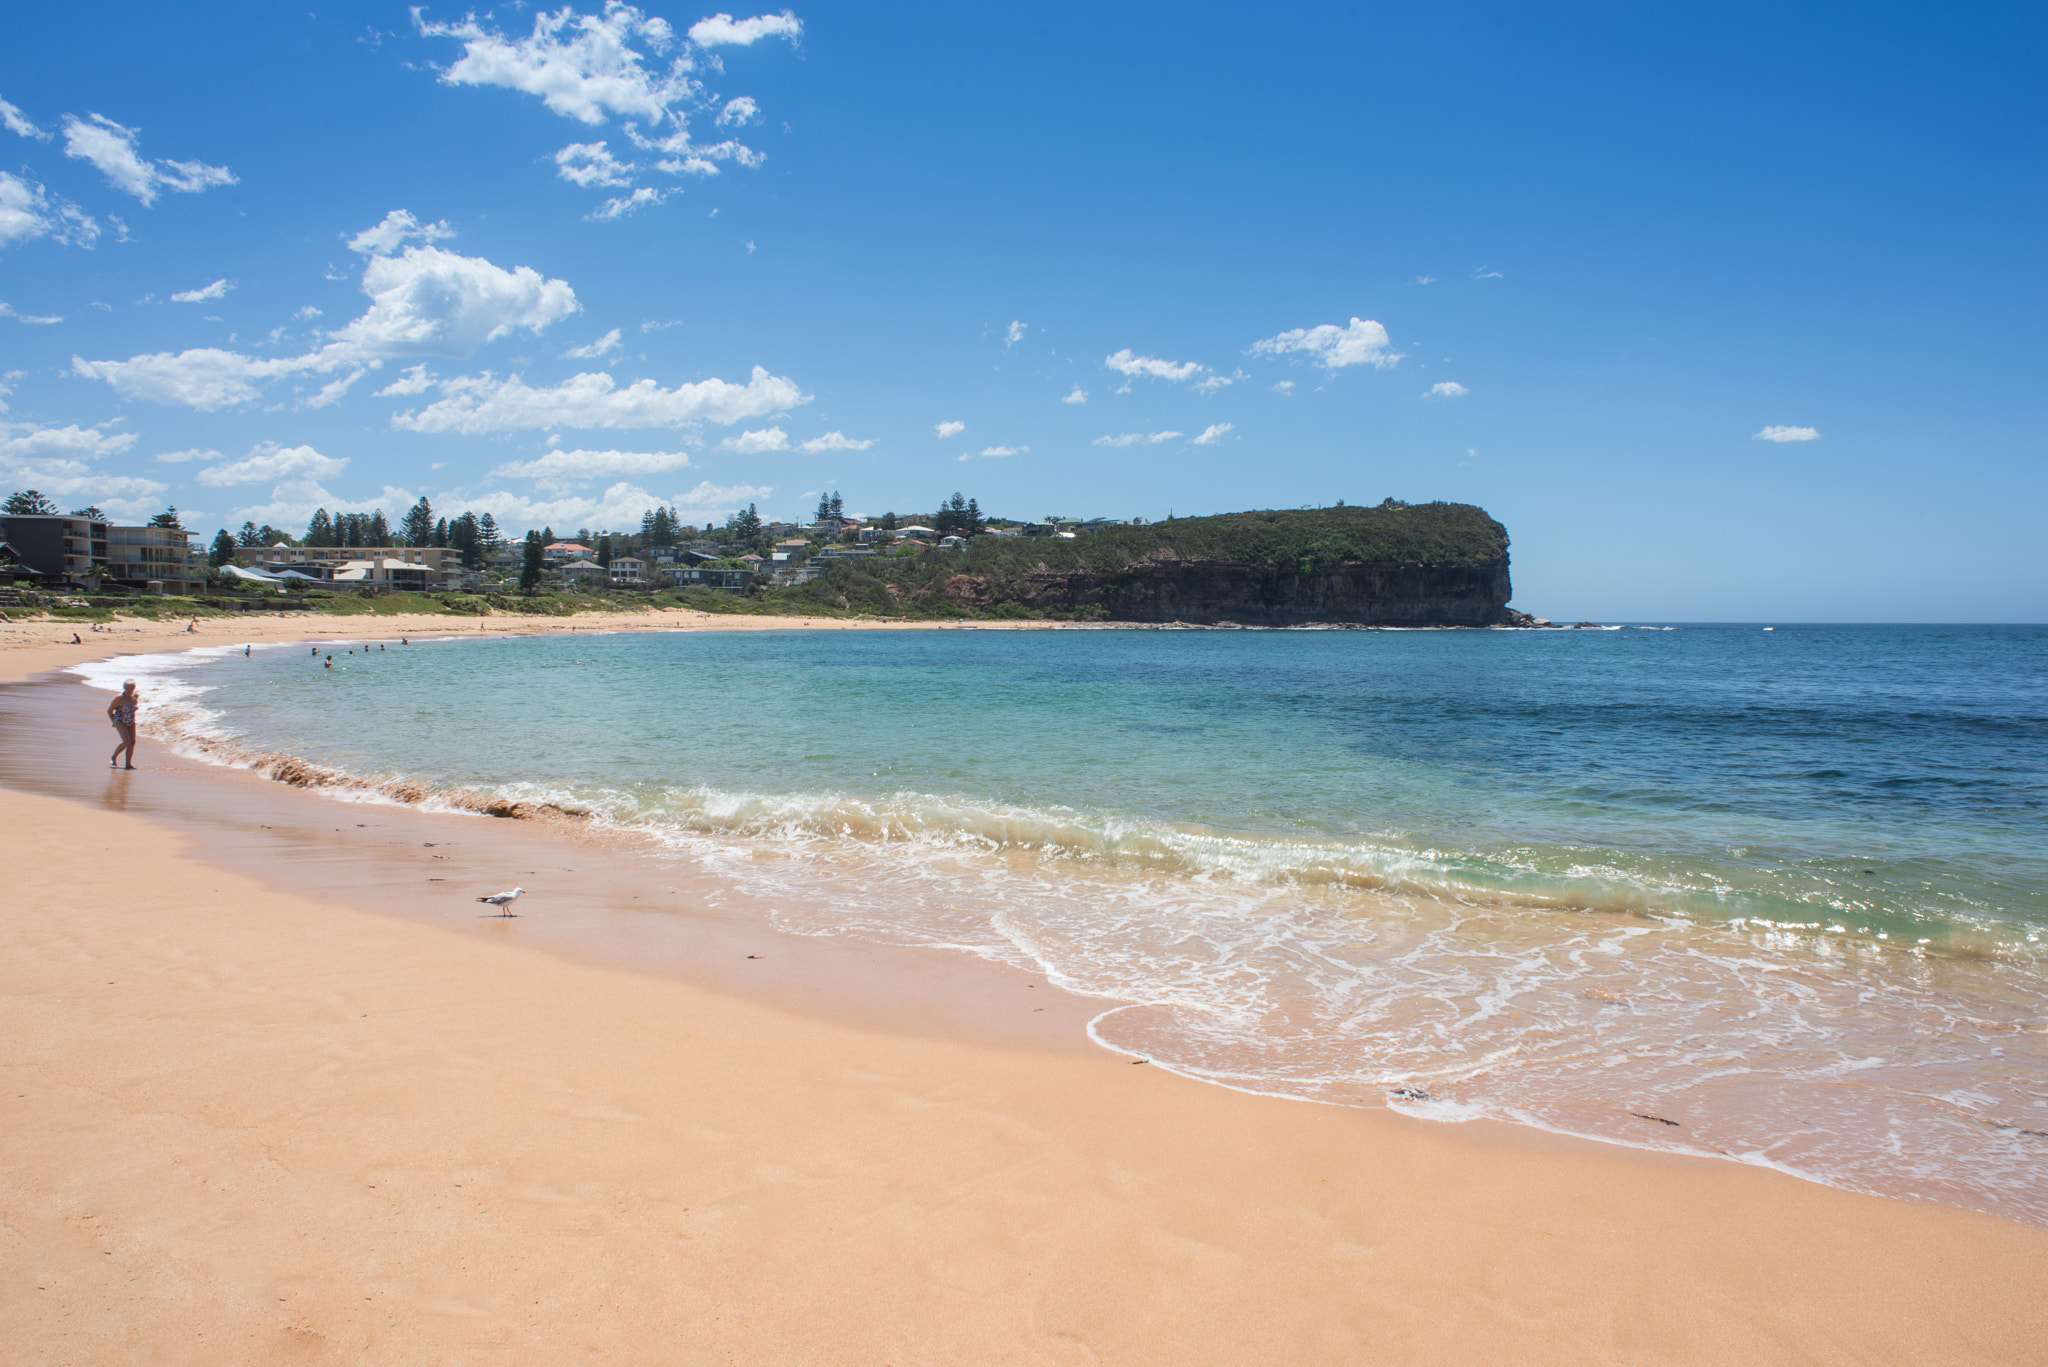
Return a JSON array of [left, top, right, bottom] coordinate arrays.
[[2, 97, 49, 140], [154, 447, 219, 463], [800, 431, 871, 452], [555, 141, 635, 188], [688, 11, 803, 46], [74, 226, 580, 410], [195, 442, 350, 487], [0, 171, 99, 250], [0, 301, 62, 324], [491, 446, 695, 492], [1247, 317, 1401, 370], [719, 425, 789, 453], [1190, 422, 1233, 446], [1061, 386, 1087, 405], [1092, 431, 1182, 448], [392, 364, 805, 434], [717, 96, 759, 126], [1755, 425, 1820, 442], [589, 187, 666, 220], [417, 5, 697, 126], [1105, 349, 1207, 384], [375, 364, 437, 396], [1005, 319, 1027, 349], [170, 278, 232, 303], [60, 113, 235, 206], [1425, 381, 1468, 399], [0, 420, 162, 517], [563, 327, 623, 359], [346, 209, 456, 257], [935, 420, 966, 438]]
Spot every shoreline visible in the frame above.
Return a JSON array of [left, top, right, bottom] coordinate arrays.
[[7, 636, 2048, 1359]]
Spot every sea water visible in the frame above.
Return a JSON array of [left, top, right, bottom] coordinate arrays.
[[83, 624, 2048, 1224]]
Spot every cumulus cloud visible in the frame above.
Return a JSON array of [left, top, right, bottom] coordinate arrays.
[[491, 446, 695, 492], [1190, 422, 1233, 445], [170, 278, 232, 303], [799, 431, 871, 452], [1755, 425, 1820, 442], [375, 364, 438, 396], [194, 442, 350, 487], [0, 171, 100, 250], [417, 5, 697, 126], [1105, 349, 1207, 384], [1062, 386, 1087, 405], [563, 327, 623, 359], [2, 97, 49, 140], [60, 113, 235, 206], [719, 425, 789, 454], [1425, 381, 1468, 399], [0, 420, 162, 517], [0, 301, 63, 324], [688, 11, 803, 46], [555, 141, 635, 187], [392, 364, 805, 434], [717, 96, 759, 126], [346, 209, 456, 257], [935, 420, 965, 438], [1092, 431, 1181, 448], [1247, 317, 1401, 370], [74, 217, 579, 410], [590, 187, 666, 220]]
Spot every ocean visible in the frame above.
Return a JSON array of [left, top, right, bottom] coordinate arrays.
[[81, 622, 2048, 1225]]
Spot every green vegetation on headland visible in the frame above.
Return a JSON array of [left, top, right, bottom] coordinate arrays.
[[6, 501, 1521, 625]]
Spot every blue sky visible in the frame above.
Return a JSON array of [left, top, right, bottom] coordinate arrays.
[[1, 1, 2041, 619]]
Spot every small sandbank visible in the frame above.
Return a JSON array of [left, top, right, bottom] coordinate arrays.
[[4, 633, 2047, 1363]]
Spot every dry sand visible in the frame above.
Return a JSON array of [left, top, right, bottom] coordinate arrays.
[[5, 620, 2048, 1364]]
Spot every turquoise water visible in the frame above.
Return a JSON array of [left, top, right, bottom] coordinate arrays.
[[91, 624, 2048, 1224]]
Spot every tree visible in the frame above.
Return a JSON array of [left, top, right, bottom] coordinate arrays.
[[149, 507, 184, 530], [305, 508, 335, 546], [4, 490, 59, 516], [401, 497, 434, 548], [70, 505, 106, 520], [519, 529, 545, 592], [209, 529, 237, 567]]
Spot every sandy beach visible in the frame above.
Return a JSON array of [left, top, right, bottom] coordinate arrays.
[[5, 622, 2048, 1364]]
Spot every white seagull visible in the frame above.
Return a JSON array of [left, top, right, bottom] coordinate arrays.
[[476, 886, 525, 916]]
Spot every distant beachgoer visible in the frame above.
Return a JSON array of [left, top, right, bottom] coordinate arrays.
[[107, 680, 139, 770]]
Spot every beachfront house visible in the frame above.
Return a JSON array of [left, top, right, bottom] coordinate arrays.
[[0, 513, 199, 594], [609, 555, 649, 585]]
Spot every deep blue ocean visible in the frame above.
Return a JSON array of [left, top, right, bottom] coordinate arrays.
[[92, 623, 2048, 1224]]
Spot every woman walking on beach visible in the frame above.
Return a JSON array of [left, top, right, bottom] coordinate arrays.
[[107, 680, 140, 770]]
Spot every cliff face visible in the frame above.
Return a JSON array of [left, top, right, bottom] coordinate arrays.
[[938, 557, 1514, 625]]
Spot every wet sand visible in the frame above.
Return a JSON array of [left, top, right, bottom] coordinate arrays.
[[5, 630, 2048, 1363]]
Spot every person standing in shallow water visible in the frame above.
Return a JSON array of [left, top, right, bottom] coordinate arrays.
[[107, 680, 139, 769]]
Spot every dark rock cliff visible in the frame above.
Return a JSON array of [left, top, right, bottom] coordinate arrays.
[[937, 557, 1514, 625]]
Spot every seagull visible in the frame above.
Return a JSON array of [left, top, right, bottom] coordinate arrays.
[[476, 886, 525, 916]]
